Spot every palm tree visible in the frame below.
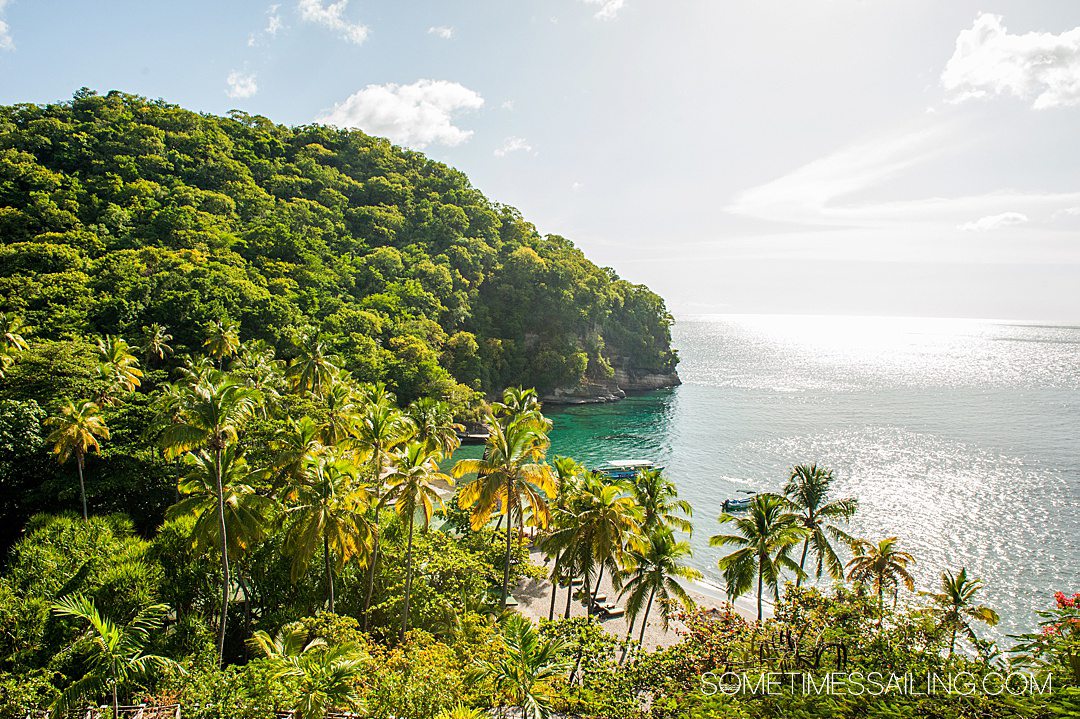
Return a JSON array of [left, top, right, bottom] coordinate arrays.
[[563, 472, 644, 614], [782, 464, 858, 586], [453, 409, 556, 610], [287, 331, 340, 397], [248, 625, 327, 659], [618, 527, 701, 657], [275, 644, 366, 719], [322, 376, 361, 446], [710, 493, 807, 621], [203, 319, 241, 367], [845, 536, 917, 626], [0, 312, 30, 352], [271, 416, 328, 487], [407, 396, 464, 456], [633, 467, 693, 535], [282, 455, 373, 613], [167, 446, 276, 574], [384, 440, 453, 638], [540, 457, 586, 621], [45, 399, 110, 520], [159, 370, 261, 663], [140, 323, 174, 366], [922, 567, 999, 661], [51, 594, 177, 716], [353, 385, 413, 627], [470, 615, 567, 719], [96, 335, 144, 402]]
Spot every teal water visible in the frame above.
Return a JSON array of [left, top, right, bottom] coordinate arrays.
[[536, 315, 1079, 640]]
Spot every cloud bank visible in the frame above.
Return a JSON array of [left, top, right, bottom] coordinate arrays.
[[957, 212, 1029, 232], [319, 80, 484, 148], [943, 13, 1080, 109]]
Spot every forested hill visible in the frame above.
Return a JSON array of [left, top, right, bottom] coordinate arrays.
[[0, 89, 677, 404]]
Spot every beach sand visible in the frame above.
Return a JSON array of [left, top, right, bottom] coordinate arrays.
[[513, 548, 772, 650]]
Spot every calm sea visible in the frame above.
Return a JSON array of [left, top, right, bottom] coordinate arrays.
[[540, 315, 1080, 640]]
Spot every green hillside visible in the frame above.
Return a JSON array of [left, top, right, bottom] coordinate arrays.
[[0, 89, 677, 403]]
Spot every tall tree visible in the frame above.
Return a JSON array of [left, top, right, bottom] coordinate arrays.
[[203, 319, 241, 367], [781, 464, 858, 586], [96, 335, 144, 402], [540, 457, 586, 621], [383, 440, 453, 638], [617, 527, 700, 658], [287, 331, 340, 397], [632, 467, 693, 535], [281, 455, 373, 613], [710, 493, 807, 621], [45, 399, 110, 520], [158, 370, 261, 664], [140, 323, 174, 366], [453, 407, 556, 610], [845, 536, 917, 627], [921, 567, 999, 662], [51, 594, 177, 717], [407, 396, 464, 457]]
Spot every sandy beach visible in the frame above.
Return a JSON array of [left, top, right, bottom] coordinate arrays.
[[513, 548, 772, 650]]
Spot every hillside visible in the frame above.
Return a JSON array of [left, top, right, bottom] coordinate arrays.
[[0, 89, 678, 405]]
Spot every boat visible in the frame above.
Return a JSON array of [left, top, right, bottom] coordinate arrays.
[[595, 459, 663, 479], [722, 492, 757, 512]]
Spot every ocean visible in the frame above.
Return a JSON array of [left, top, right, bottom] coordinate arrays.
[[540, 315, 1080, 641]]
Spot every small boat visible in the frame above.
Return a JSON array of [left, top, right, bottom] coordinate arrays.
[[456, 431, 490, 445], [722, 493, 757, 512], [595, 459, 663, 479]]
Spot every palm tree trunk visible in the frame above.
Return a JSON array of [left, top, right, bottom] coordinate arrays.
[[501, 475, 513, 611], [324, 534, 335, 613], [548, 551, 562, 621], [796, 537, 810, 587], [948, 625, 957, 663], [592, 565, 605, 606], [638, 586, 657, 649], [214, 446, 230, 666], [401, 510, 415, 640], [564, 568, 574, 618], [877, 583, 884, 628], [77, 452, 88, 521], [362, 451, 382, 630], [621, 616, 637, 664], [756, 560, 764, 622], [112, 680, 119, 719]]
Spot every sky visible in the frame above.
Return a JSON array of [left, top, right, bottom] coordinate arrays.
[[2, 0, 1080, 321]]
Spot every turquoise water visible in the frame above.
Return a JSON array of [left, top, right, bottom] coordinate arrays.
[[537, 315, 1080, 640]]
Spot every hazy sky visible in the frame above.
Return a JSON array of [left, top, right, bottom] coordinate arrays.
[[2, 1, 1080, 321]]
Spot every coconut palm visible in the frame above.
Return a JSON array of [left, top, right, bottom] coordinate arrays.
[[248, 625, 327, 659], [167, 446, 275, 572], [710, 493, 808, 621], [282, 455, 373, 613], [45, 399, 110, 521], [541, 456, 587, 621], [922, 567, 999, 661], [470, 614, 567, 719], [383, 440, 453, 637], [96, 335, 144, 402], [271, 416, 328, 487], [140, 323, 174, 366], [845, 536, 917, 626], [782, 464, 858, 586], [407, 396, 464, 456], [203, 319, 241, 366], [353, 385, 413, 627], [564, 472, 644, 614], [322, 376, 361, 446], [0, 312, 30, 352], [51, 594, 177, 717], [633, 467, 693, 535], [287, 331, 340, 397], [158, 370, 261, 663], [453, 409, 556, 610], [618, 527, 701, 657]]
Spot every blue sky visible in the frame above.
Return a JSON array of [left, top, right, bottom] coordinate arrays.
[[3, 1, 1080, 321]]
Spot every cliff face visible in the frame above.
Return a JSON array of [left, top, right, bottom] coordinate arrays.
[[543, 362, 681, 405]]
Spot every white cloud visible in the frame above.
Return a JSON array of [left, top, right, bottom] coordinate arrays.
[[319, 80, 484, 148], [0, 0, 13, 51], [501, 99, 515, 111], [580, 0, 625, 21], [298, 0, 368, 44], [427, 25, 453, 39], [1053, 206, 1080, 219], [267, 4, 283, 36], [957, 212, 1029, 232], [571, 181, 584, 191], [942, 13, 1080, 109], [226, 71, 259, 99], [494, 136, 535, 158]]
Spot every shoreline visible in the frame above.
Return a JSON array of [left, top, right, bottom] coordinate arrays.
[[514, 548, 772, 650]]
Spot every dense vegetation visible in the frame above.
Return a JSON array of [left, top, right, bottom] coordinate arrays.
[[0, 88, 676, 403]]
